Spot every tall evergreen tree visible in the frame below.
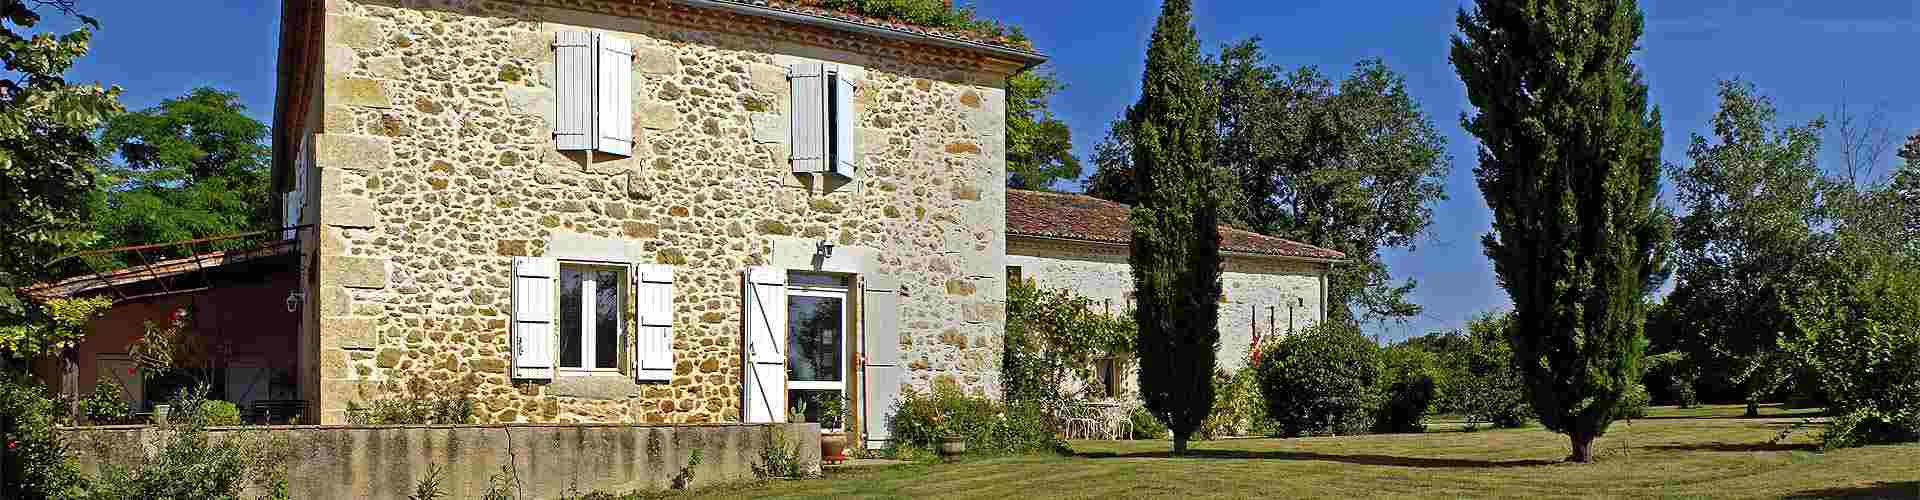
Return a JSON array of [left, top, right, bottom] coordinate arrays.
[[1451, 0, 1671, 462], [1128, 0, 1225, 455]]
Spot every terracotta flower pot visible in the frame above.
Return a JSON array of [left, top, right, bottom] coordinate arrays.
[[821, 432, 850, 465]]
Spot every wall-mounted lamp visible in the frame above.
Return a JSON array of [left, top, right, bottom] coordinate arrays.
[[285, 291, 305, 313], [815, 239, 836, 259]]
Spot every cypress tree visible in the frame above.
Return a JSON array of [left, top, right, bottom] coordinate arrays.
[[1129, 0, 1225, 455], [1450, 0, 1670, 462]]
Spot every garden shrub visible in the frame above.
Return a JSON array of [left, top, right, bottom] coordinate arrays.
[[1002, 278, 1132, 439], [87, 383, 292, 500], [1199, 366, 1263, 439], [886, 383, 1064, 459], [1784, 251, 1920, 449], [1257, 322, 1381, 436], [0, 374, 86, 499], [202, 400, 242, 426], [80, 377, 130, 424], [1372, 346, 1438, 434], [344, 377, 478, 425], [1439, 313, 1533, 429], [1129, 405, 1168, 439]]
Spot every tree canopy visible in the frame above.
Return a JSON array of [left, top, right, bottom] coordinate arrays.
[[1087, 41, 1449, 324], [1452, 0, 1671, 463], [1006, 68, 1080, 190], [94, 87, 274, 260]]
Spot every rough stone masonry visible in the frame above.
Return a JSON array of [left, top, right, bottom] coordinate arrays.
[[301, 0, 1020, 424]]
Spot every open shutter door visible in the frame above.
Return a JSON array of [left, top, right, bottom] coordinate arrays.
[[789, 63, 825, 174], [861, 274, 901, 449], [512, 256, 558, 380], [553, 31, 594, 151], [742, 267, 789, 423], [595, 33, 633, 157], [829, 69, 860, 179], [634, 264, 674, 382]]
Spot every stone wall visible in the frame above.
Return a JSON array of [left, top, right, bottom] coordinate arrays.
[[1006, 237, 1328, 375], [303, 0, 1012, 424], [62, 422, 820, 499]]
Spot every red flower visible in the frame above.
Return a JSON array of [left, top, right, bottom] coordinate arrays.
[[128, 367, 136, 375], [7, 440, 16, 450]]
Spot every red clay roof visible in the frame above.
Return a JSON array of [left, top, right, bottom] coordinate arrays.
[[710, 1, 1039, 52], [1007, 189, 1346, 261]]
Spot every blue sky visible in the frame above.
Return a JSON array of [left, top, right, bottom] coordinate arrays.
[[48, 1, 1917, 341]]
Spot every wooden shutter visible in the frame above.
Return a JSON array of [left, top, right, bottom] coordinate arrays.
[[861, 274, 901, 449], [512, 256, 558, 380], [553, 31, 594, 151], [829, 69, 860, 179], [789, 63, 826, 174], [742, 266, 789, 423], [634, 264, 674, 382], [595, 34, 633, 157]]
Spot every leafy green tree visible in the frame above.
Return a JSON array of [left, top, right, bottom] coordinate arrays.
[[1451, 0, 1671, 462], [1005, 68, 1080, 190], [1666, 81, 1825, 415], [0, 0, 122, 364], [94, 87, 274, 261], [1127, 0, 1225, 455], [1087, 40, 1449, 324]]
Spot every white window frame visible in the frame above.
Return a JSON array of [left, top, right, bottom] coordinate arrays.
[[785, 281, 849, 391], [558, 261, 628, 376]]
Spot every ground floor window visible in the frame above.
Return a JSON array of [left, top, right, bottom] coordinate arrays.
[[787, 273, 849, 430], [558, 263, 626, 373]]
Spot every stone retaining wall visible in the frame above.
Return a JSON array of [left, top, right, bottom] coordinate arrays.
[[61, 422, 820, 499]]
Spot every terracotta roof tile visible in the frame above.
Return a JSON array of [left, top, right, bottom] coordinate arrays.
[[1007, 189, 1346, 261], [706, 0, 1039, 52]]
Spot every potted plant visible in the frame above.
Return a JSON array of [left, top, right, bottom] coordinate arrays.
[[815, 394, 851, 465], [932, 414, 967, 461]]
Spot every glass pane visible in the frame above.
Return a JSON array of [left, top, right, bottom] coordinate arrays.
[[559, 267, 585, 368], [788, 389, 845, 429], [788, 273, 850, 288], [787, 295, 843, 382], [594, 269, 622, 369]]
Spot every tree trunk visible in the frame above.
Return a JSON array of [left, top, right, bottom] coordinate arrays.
[[1745, 399, 1760, 417], [1172, 434, 1189, 455], [1567, 432, 1597, 463]]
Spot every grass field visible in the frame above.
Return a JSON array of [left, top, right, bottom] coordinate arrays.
[[660, 404, 1919, 499]]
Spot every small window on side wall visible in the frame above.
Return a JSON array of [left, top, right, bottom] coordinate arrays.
[[789, 63, 860, 180]]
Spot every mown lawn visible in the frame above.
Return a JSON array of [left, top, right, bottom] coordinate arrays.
[[663, 404, 1918, 499]]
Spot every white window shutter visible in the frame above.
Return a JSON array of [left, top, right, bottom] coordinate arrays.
[[829, 69, 860, 179], [634, 264, 674, 382], [595, 34, 633, 157], [742, 266, 789, 423], [511, 256, 558, 380], [860, 274, 901, 449], [789, 63, 826, 174], [554, 31, 594, 151]]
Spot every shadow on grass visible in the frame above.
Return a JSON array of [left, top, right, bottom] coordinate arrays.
[[1076, 449, 1559, 469], [1642, 441, 1818, 452], [1783, 480, 1920, 499]]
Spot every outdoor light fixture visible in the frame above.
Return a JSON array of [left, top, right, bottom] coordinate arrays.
[[815, 239, 836, 258], [285, 291, 305, 313]]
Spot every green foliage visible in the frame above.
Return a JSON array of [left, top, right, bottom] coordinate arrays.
[[0, 295, 109, 360], [1129, 405, 1168, 440], [1256, 322, 1381, 436], [1373, 346, 1438, 434], [1613, 383, 1650, 420], [0, 374, 86, 499], [887, 384, 1064, 460], [1086, 41, 1450, 324], [1782, 250, 1920, 448], [80, 377, 129, 424], [407, 464, 448, 500], [1409, 312, 1531, 429], [1002, 277, 1133, 422], [94, 87, 275, 262], [1127, 0, 1226, 455], [0, 0, 124, 327], [1199, 366, 1263, 439], [1006, 68, 1079, 191], [752, 433, 808, 480], [87, 384, 293, 500], [202, 400, 242, 427], [809, 0, 1027, 48], [1452, 0, 1671, 461], [344, 378, 479, 425], [1666, 80, 1824, 407]]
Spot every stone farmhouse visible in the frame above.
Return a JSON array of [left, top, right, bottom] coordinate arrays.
[[30, 0, 1343, 456], [269, 0, 1041, 449], [1006, 189, 1343, 402]]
